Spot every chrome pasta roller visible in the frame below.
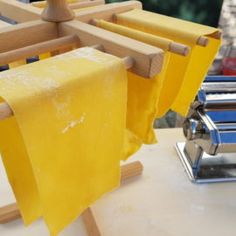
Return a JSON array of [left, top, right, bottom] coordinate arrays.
[[176, 76, 236, 183]]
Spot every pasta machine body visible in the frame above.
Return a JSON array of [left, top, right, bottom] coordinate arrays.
[[176, 76, 236, 183]]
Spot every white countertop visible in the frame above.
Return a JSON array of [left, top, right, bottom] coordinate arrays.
[[1, 128, 236, 236]]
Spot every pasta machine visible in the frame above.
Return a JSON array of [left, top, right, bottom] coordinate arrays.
[[176, 75, 236, 183]]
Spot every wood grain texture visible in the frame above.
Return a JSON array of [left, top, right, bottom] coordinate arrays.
[[120, 161, 143, 182], [0, 0, 42, 23], [82, 208, 101, 236], [0, 35, 79, 65], [197, 36, 209, 47], [0, 203, 21, 223], [59, 20, 164, 78], [0, 20, 57, 53]]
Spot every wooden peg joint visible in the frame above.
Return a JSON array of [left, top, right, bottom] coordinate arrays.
[[41, 0, 75, 22], [197, 36, 209, 47], [91, 44, 134, 69]]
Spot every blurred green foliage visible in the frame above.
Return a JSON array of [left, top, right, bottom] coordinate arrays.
[[106, 0, 223, 27]]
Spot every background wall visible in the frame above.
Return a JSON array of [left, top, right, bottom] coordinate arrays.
[[106, 0, 223, 27]]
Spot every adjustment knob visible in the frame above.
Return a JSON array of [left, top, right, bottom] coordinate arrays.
[[183, 118, 204, 140]]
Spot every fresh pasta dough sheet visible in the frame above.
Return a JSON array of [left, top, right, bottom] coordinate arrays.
[[116, 9, 221, 116], [97, 20, 171, 148], [0, 47, 127, 235]]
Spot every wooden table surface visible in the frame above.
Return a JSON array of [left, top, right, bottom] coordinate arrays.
[[0, 128, 236, 236]]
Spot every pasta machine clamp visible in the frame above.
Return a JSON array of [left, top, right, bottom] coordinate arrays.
[[176, 76, 236, 183]]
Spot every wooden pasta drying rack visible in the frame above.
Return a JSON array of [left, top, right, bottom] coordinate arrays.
[[0, 0, 197, 235]]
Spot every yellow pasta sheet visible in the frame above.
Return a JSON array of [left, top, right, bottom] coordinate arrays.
[[97, 20, 170, 151], [117, 9, 221, 116], [0, 47, 127, 235]]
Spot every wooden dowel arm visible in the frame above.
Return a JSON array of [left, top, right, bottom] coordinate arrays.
[[197, 36, 209, 47], [59, 21, 164, 78], [0, 21, 58, 54], [112, 17, 210, 48], [0, 161, 143, 223], [169, 42, 190, 56], [0, 35, 79, 65], [0, 56, 133, 121], [120, 161, 143, 182], [91, 44, 134, 69], [91, 19, 190, 56], [113, 15, 211, 48], [0, 203, 21, 224]]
